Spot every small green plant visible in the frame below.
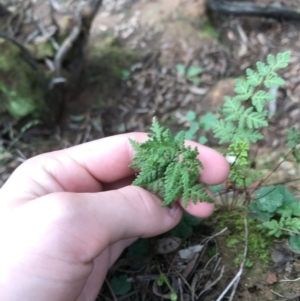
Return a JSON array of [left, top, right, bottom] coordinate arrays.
[[185, 111, 218, 144], [129, 120, 213, 207], [287, 127, 300, 163], [176, 63, 202, 86], [157, 266, 178, 301], [169, 211, 202, 238], [109, 274, 131, 296], [120, 69, 131, 81], [212, 51, 291, 186], [249, 185, 300, 253]]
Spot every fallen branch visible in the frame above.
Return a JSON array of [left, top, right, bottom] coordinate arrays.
[[206, 0, 300, 21]]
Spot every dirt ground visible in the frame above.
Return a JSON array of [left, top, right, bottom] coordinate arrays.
[[1, 0, 300, 300]]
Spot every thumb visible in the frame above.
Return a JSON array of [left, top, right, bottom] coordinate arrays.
[[20, 186, 182, 261]]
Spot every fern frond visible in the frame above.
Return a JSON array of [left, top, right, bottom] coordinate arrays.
[[251, 91, 274, 112], [246, 68, 263, 87], [223, 97, 244, 121], [264, 72, 285, 88], [239, 109, 268, 129], [256, 61, 271, 77], [212, 120, 235, 144], [267, 54, 276, 69], [234, 79, 254, 100], [149, 120, 165, 142], [130, 120, 211, 207], [233, 128, 263, 143], [275, 51, 291, 69]]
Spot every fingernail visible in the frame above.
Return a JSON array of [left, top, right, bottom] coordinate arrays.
[[169, 203, 180, 217]]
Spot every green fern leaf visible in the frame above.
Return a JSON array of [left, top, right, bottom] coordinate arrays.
[[267, 54, 276, 69], [188, 184, 213, 205], [212, 120, 235, 144], [233, 128, 263, 143], [129, 138, 141, 152], [275, 51, 291, 69], [150, 120, 165, 142], [287, 127, 300, 148], [258, 220, 283, 237], [223, 97, 244, 121], [246, 68, 263, 87], [256, 61, 271, 77], [251, 90, 274, 112], [234, 79, 254, 100], [130, 120, 211, 207], [283, 217, 300, 233], [239, 109, 268, 129], [264, 72, 286, 88]]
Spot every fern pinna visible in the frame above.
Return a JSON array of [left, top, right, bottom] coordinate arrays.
[[213, 51, 290, 185], [129, 120, 213, 207]]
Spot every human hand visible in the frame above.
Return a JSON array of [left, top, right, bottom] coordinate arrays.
[[0, 133, 229, 301]]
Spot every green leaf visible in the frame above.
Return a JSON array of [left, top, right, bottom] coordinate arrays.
[[176, 64, 186, 76], [198, 136, 208, 144], [275, 51, 291, 69], [190, 121, 200, 133], [189, 77, 201, 86], [110, 274, 131, 296], [254, 186, 283, 213], [126, 239, 152, 259], [257, 220, 283, 237], [199, 112, 218, 131], [234, 79, 254, 100], [256, 61, 271, 77], [183, 211, 202, 226], [267, 54, 276, 69], [169, 212, 201, 238], [276, 202, 294, 218], [223, 97, 244, 120], [213, 120, 235, 144], [186, 110, 196, 122], [288, 235, 300, 253], [208, 184, 224, 193], [251, 91, 274, 112], [246, 68, 263, 87], [233, 128, 263, 143], [185, 129, 195, 140], [130, 120, 211, 207], [264, 72, 286, 88], [245, 108, 268, 129], [187, 66, 203, 78], [248, 202, 274, 222], [121, 69, 131, 80], [287, 127, 300, 148]]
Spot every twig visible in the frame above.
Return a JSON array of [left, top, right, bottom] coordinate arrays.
[[280, 276, 300, 282], [32, 14, 59, 50], [249, 150, 293, 197], [50, 0, 73, 15], [271, 289, 300, 300], [53, 16, 81, 78], [197, 266, 225, 299], [178, 278, 184, 301]]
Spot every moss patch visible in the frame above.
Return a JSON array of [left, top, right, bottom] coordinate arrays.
[[0, 39, 46, 118], [215, 209, 273, 266], [86, 37, 138, 86]]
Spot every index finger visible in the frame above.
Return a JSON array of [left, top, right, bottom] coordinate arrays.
[[54, 133, 229, 185], [2, 133, 229, 200]]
